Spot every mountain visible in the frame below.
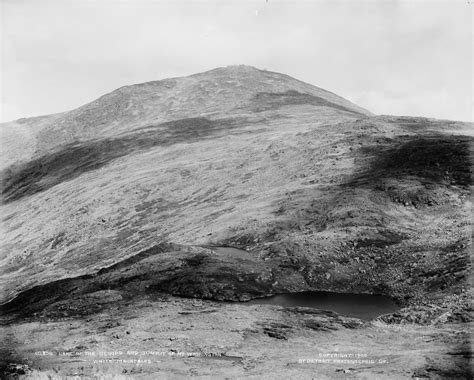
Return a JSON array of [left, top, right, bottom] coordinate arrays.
[[0, 66, 472, 378], [0, 65, 371, 170]]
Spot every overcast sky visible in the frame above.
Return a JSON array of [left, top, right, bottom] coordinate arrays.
[[1, 0, 472, 122]]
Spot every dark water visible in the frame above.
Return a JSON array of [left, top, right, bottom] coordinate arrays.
[[246, 291, 400, 321]]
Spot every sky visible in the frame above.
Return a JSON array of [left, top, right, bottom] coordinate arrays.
[[1, 0, 472, 122]]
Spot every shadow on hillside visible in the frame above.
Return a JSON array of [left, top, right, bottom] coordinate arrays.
[[347, 134, 472, 189], [252, 90, 364, 115], [0, 242, 275, 321], [0, 242, 178, 320], [1, 117, 245, 203]]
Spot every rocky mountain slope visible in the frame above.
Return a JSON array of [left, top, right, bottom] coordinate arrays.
[[0, 65, 472, 378], [0, 65, 370, 170]]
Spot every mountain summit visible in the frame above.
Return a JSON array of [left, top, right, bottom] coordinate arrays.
[[1, 66, 370, 168]]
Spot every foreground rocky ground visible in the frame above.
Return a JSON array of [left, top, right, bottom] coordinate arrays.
[[0, 66, 472, 378], [1, 291, 472, 379], [0, 238, 471, 378]]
